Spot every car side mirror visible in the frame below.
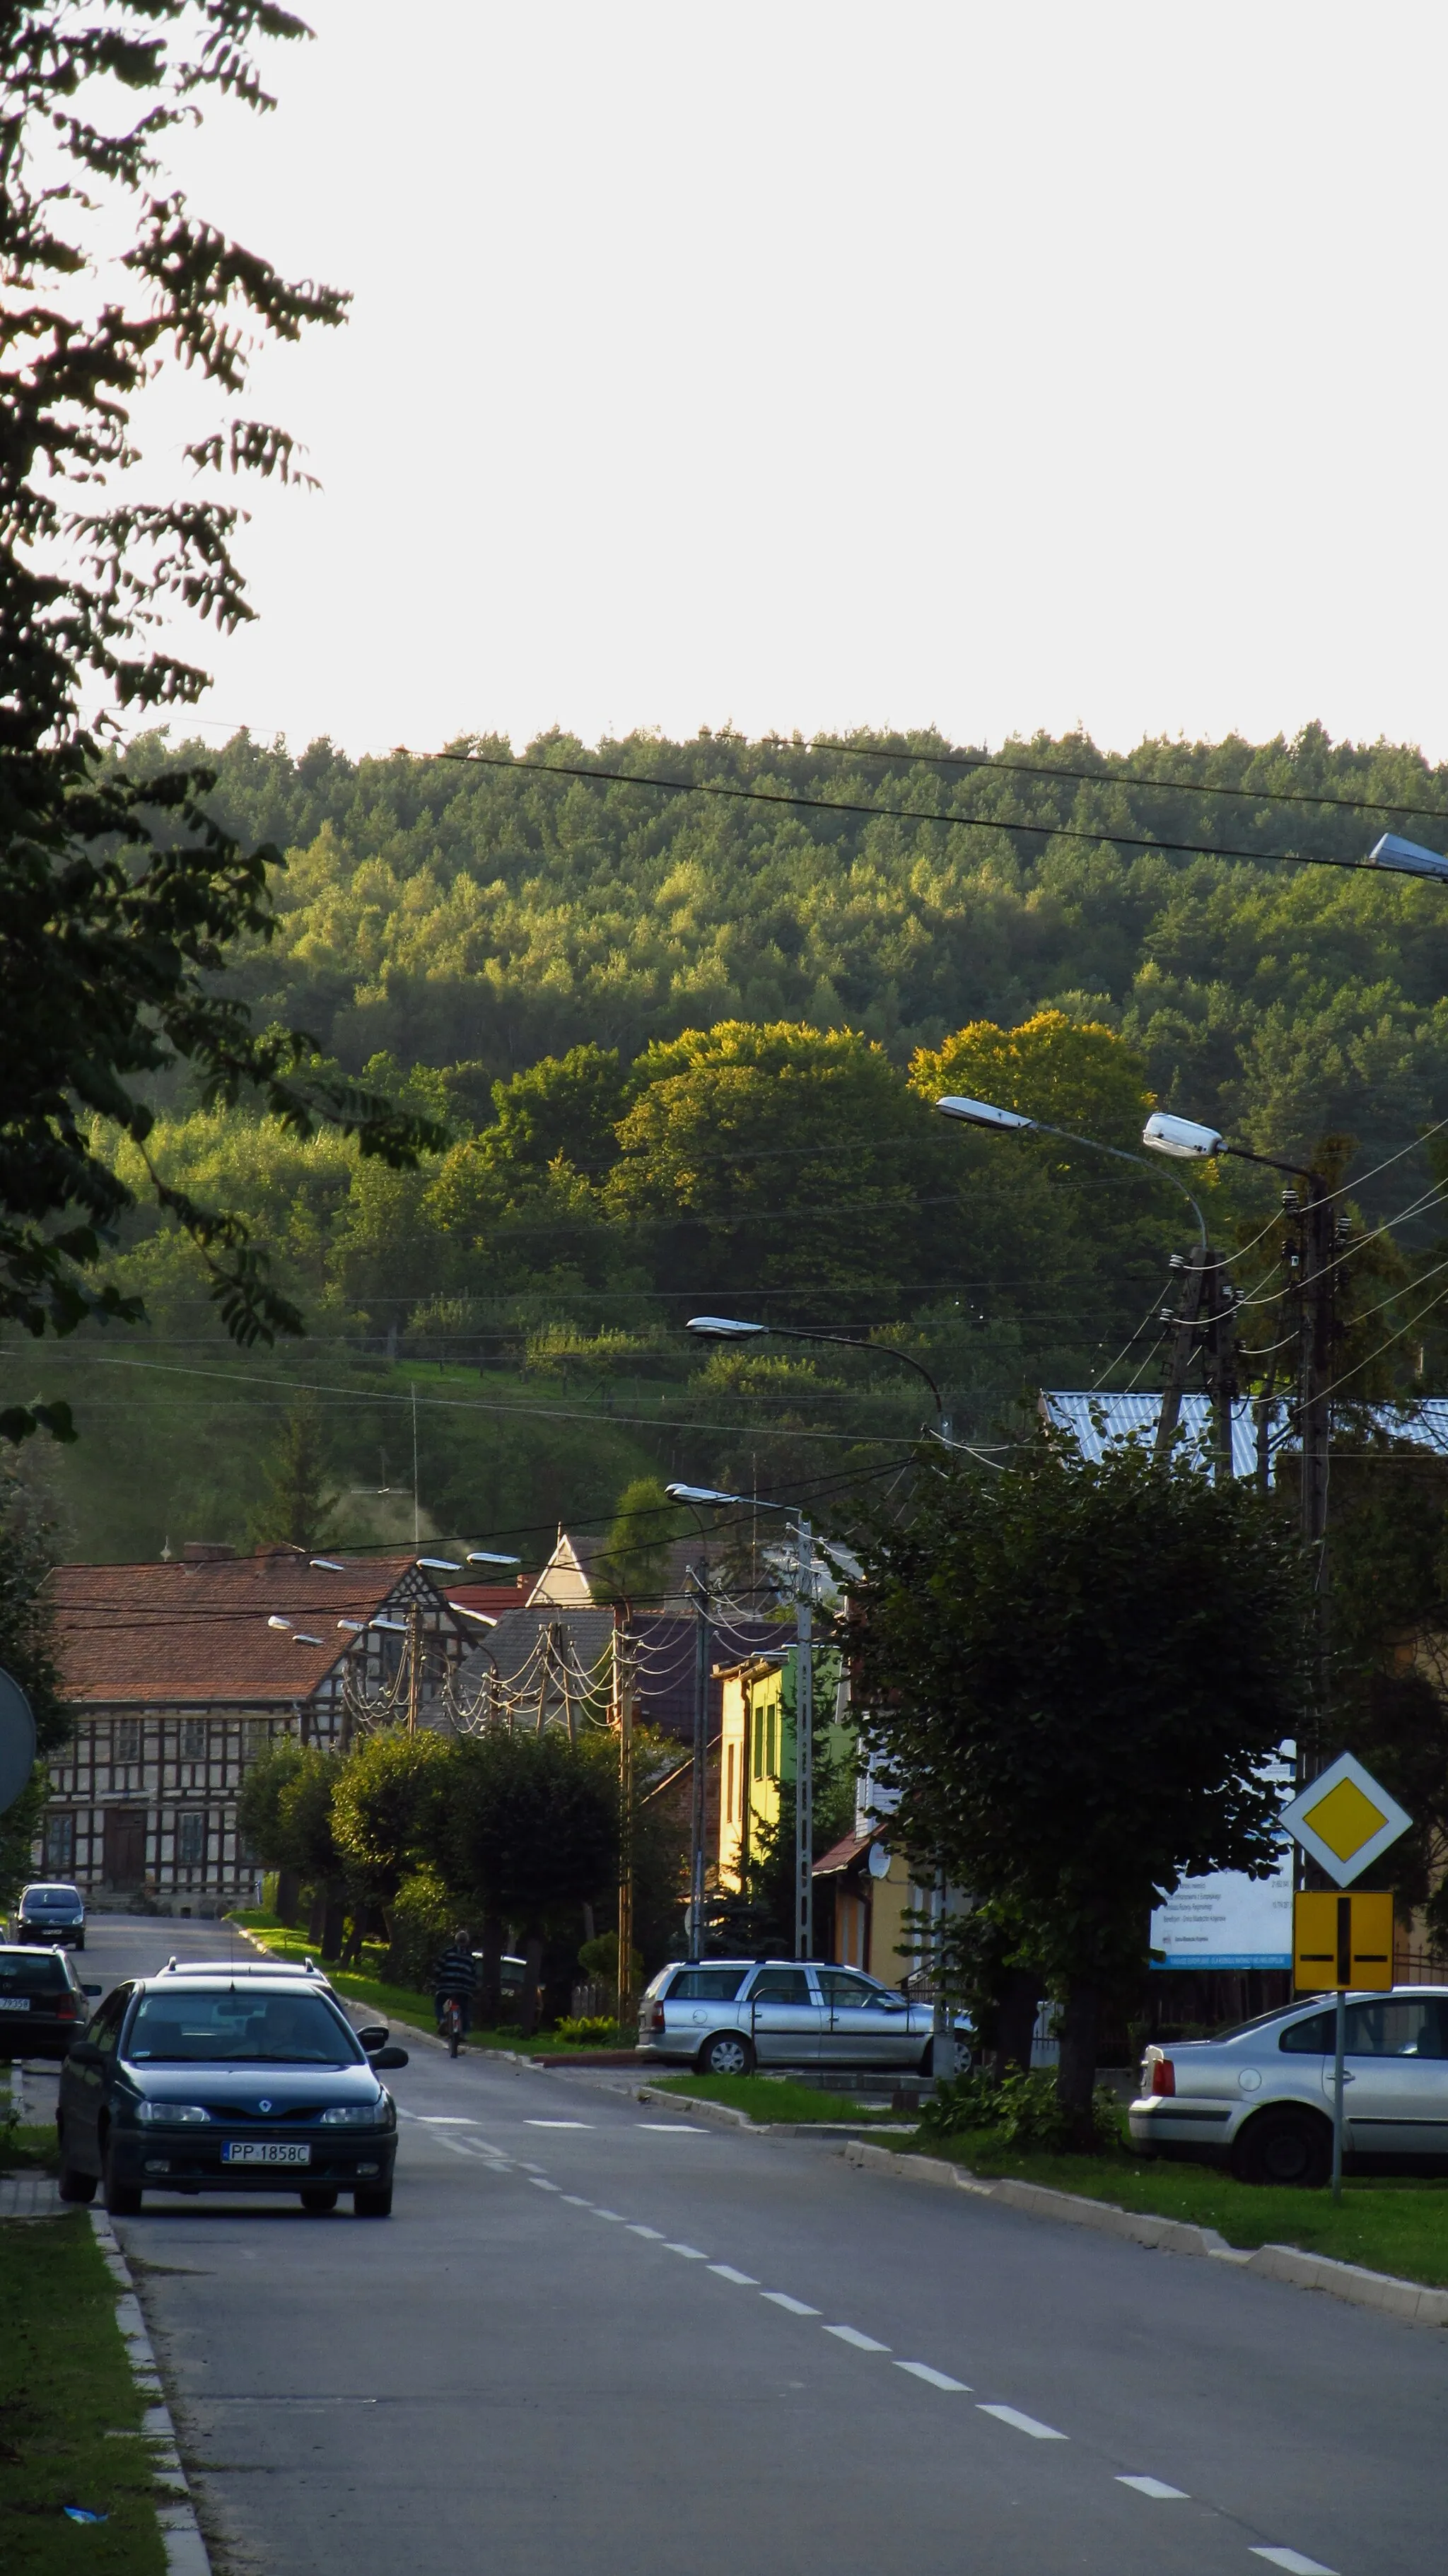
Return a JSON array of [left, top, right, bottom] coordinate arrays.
[[82, 1984, 102, 1996], [371, 2045, 409, 2070], [356, 2024, 390, 2050], [66, 2040, 104, 2068]]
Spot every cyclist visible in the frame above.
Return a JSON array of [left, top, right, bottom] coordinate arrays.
[[431, 1928, 478, 2044]]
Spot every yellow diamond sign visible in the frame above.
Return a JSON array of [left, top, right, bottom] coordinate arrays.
[[1278, 1751, 1411, 1888]]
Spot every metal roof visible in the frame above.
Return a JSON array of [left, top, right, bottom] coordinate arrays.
[[1042, 1392, 1448, 1481]]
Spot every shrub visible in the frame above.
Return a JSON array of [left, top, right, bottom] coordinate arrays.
[[919, 2067, 1121, 2155], [553, 2015, 625, 2046]]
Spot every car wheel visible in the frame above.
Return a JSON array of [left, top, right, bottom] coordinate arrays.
[[697, 2032, 754, 2078], [103, 2146, 142, 2217], [1231, 2108, 1333, 2189], [917, 2040, 935, 2076], [58, 2159, 98, 2203], [300, 2186, 339, 2214], [354, 2184, 393, 2218]]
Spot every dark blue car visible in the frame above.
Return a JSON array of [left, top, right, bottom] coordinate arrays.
[[58, 1974, 407, 2218]]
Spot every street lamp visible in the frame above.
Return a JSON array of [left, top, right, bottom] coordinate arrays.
[[1365, 832, 1448, 879], [665, 1482, 822, 1963], [936, 1094, 1208, 1247], [687, 1316, 942, 1417]]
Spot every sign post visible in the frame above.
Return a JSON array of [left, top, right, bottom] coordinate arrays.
[[1278, 1755, 1412, 2201]]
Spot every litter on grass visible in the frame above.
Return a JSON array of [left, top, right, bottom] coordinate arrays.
[[63, 2507, 108, 2523]]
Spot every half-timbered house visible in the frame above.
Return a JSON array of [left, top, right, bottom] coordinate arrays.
[[37, 1544, 469, 1913]]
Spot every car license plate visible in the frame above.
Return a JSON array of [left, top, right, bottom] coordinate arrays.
[[0, 1997, 31, 2011], [221, 2141, 310, 2166]]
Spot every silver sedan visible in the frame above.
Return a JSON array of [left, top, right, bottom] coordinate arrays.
[[1130, 1986, 1448, 2186]]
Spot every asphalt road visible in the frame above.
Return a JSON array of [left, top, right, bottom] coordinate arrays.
[[37, 1915, 1448, 2576]]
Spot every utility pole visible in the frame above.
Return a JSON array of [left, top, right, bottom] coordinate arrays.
[[1201, 1249, 1239, 1485], [794, 1517, 814, 1963], [613, 1610, 635, 2034], [686, 1564, 711, 1964], [1153, 1247, 1208, 1462], [406, 1598, 421, 1736], [1292, 1175, 1336, 1779]]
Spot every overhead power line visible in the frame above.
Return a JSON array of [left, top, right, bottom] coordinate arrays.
[[420, 747, 1444, 880], [778, 736, 1448, 827]]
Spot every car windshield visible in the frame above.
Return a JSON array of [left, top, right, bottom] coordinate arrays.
[[27, 1887, 78, 1904], [126, 1991, 362, 2066]]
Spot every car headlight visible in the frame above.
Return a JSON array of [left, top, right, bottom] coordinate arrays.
[[319, 2103, 386, 2129], [136, 2101, 211, 2126]]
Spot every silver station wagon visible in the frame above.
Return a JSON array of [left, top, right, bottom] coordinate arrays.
[[637, 1958, 969, 2078], [1131, 1986, 1448, 2188]]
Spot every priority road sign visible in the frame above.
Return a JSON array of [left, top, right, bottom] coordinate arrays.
[[1277, 1750, 1411, 1889], [1292, 1889, 1395, 1993]]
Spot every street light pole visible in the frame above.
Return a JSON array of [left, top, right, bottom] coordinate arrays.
[[687, 1317, 942, 1422], [667, 1482, 822, 1962]]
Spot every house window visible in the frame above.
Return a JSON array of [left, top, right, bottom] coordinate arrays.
[[45, 1812, 76, 1873], [242, 1720, 269, 1762], [115, 1719, 141, 1764], [765, 1703, 778, 1780], [177, 1812, 206, 1867], [181, 1718, 206, 1762], [725, 1742, 736, 1825]]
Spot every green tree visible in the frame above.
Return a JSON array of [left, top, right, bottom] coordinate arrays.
[[0, 4, 444, 1446], [592, 1477, 682, 1607], [606, 1020, 935, 1318], [0, 1468, 65, 1907], [248, 1393, 341, 1552], [329, 1728, 456, 1916], [850, 1437, 1309, 2136], [430, 1728, 618, 2027]]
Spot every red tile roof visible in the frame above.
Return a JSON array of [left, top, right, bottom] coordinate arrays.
[[47, 1551, 442, 1708], [812, 1827, 880, 1879]]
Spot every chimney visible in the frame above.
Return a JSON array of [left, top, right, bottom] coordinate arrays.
[[182, 1542, 236, 1564]]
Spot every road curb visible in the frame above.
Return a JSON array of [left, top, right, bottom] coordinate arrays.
[[840, 2141, 1448, 2326], [90, 2210, 214, 2575], [632, 2085, 918, 2140]]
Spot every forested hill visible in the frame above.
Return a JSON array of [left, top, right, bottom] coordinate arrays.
[[132, 722, 1448, 1179]]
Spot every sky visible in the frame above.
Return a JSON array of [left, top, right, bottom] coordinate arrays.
[[110, 1, 1448, 763]]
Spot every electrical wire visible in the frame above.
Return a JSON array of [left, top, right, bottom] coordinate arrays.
[[421, 747, 1427, 882], [774, 736, 1448, 829]]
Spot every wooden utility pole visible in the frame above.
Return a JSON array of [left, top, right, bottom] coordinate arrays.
[[613, 1610, 635, 2032], [1153, 1248, 1208, 1461], [794, 1518, 814, 1962], [406, 1598, 421, 1736], [687, 1564, 711, 1962]]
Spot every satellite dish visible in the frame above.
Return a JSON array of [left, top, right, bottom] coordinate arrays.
[[867, 1840, 892, 1880], [0, 1668, 38, 1815]]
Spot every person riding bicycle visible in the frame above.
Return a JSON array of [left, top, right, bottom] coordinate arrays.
[[431, 1928, 478, 2039]]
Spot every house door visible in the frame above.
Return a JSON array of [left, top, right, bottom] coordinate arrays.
[[103, 1808, 148, 1890]]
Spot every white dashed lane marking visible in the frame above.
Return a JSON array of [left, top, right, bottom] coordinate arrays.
[[978, 2404, 1068, 2441], [410, 2105, 1351, 2575], [1250, 2553, 1338, 2575]]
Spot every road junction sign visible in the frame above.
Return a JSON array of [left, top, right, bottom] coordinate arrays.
[[1277, 1751, 1411, 1890]]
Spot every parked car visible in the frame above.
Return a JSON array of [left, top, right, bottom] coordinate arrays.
[[57, 1973, 409, 2217], [13, 1883, 86, 1949], [156, 1956, 337, 1998], [0, 1943, 100, 2058], [636, 1957, 971, 2078], [1131, 1986, 1448, 2187]]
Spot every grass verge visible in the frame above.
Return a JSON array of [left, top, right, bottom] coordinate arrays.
[[226, 1911, 631, 2055], [652, 2073, 908, 2124], [905, 2128, 1448, 2287], [0, 2119, 59, 2174], [0, 2214, 165, 2575]]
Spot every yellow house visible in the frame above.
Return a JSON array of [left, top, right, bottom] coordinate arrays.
[[716, 1654, 790, 1892]]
